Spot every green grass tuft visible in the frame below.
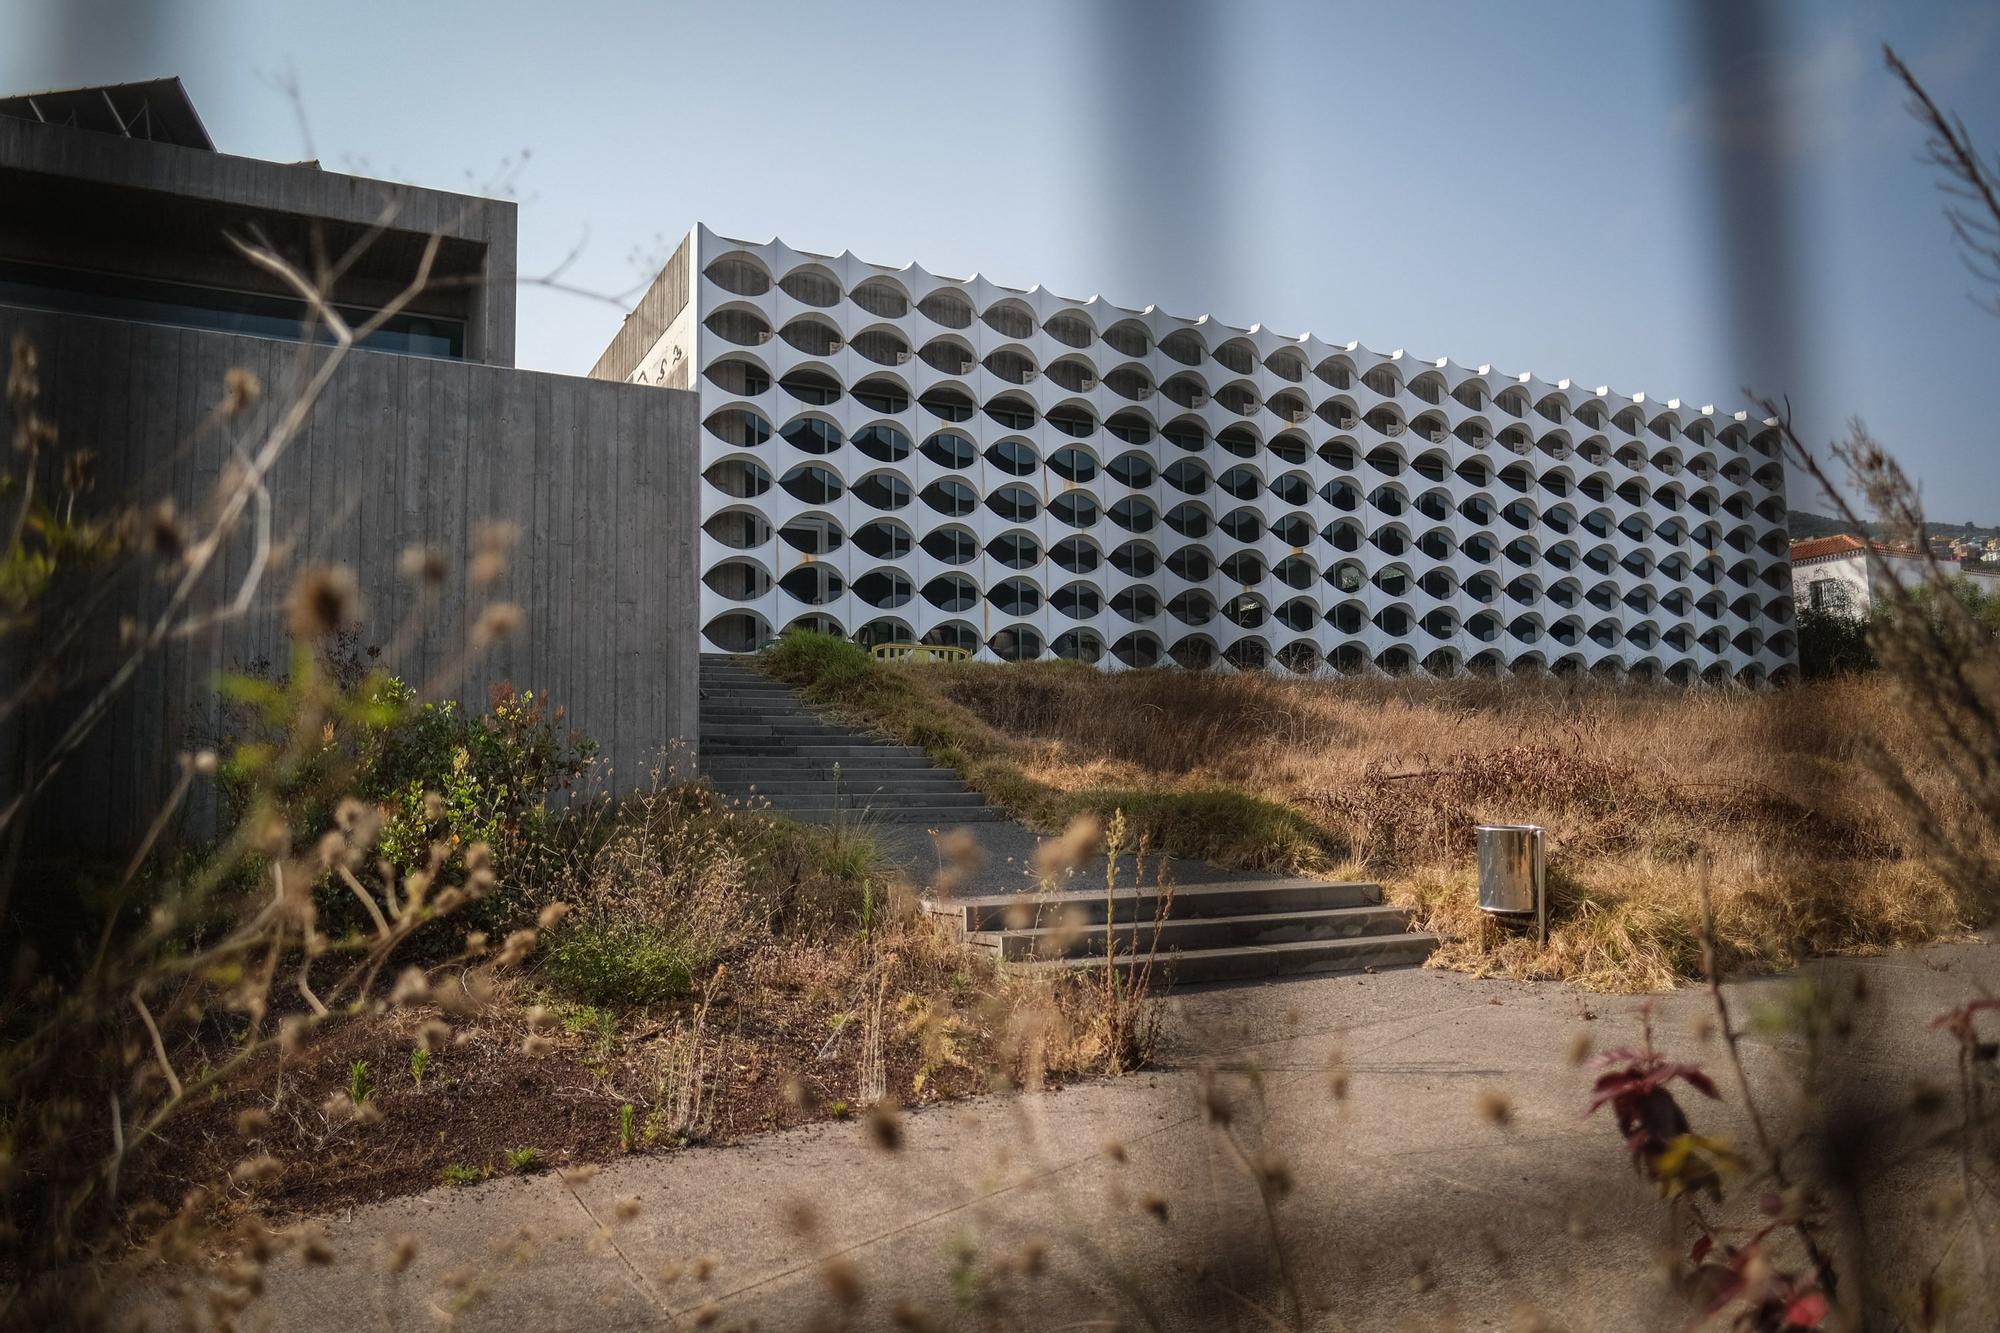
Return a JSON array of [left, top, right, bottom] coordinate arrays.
[[540, 923, 706, 1008]]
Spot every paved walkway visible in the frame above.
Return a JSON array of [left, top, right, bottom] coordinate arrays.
[[127, 940, 1999, 1330]]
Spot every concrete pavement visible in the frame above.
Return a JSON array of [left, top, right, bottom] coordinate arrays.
[[127, 940, 2000, 1330]]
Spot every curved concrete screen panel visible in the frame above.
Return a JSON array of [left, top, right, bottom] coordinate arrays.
[[626, 224, 1795, 685]]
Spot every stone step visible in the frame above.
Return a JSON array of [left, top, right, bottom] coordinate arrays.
[[928, 879, 1384, 932], [968, 905, 1414, 961], [1017, 932, 1440, 984]]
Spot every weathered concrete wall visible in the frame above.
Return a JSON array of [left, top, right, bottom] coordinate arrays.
[[590, 229, 692, 384], [2, 306, 698, 853]]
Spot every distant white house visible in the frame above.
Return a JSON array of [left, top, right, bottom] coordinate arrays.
[[1792, 534, 2000, 615]]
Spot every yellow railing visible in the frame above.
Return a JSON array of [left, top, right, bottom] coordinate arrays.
[[871, 642, 971, 664]]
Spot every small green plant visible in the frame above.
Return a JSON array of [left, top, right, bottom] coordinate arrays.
[[441, 1163, 488, 1187], [409, 1046, 431, 1088], [619, 1103, 636, 1153], [828, 1099, 851, 1120], [503, 1146, 542, 1174], [347, 1059, 373, 1106], [541, 924, 704, 1007]]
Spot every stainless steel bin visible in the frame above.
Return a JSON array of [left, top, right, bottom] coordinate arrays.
[[1476, 823, 1547, 943]]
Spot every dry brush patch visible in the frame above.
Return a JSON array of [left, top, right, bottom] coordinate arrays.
[[771, 646, 1985, 992]]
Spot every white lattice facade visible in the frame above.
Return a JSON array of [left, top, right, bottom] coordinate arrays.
[[627, 224, 1795, 683]]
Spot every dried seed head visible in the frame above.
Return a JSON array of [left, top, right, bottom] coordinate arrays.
[[1250, 1149, 1294, 1199], [390, 967, 429, 1007], [145, 500, 185, 560], [1567, 1032, 1594, 1067], [474, 519, 520, 570], [235, 1107, 271, 1138], [230, 1154, 283, 1187], [62, 447, 97, 497], [8, 334, 40, 407], [222, 367, 261, 416], [418, 1020, 453, 1052], [286, 564, 360, 639], [866, 1099, 903, 1152], [819, 1257, 863, 1306], [399, 544, 448, 584], [494, 928, 538, 968], [559, 1165, 599, 1185], [1141, 1193, 1170, 1223], [522, 1034, 556, 1057], [612, 1196, 641, 1222], [1478, 1089, 1513, 1126], [298, 1227, 334, 1265], [472, 602, 525, 648], [891, 1300, 939, 1330], [1033, 813, 1101, 881], [780, 1199, 819, 1237], [1103, 1139, 1127, 1163], [190, 749, 219, 776], [387, 1234, 419, 1274], [537, 902, 570, 931], [1198, 1076, 1232, 1127]]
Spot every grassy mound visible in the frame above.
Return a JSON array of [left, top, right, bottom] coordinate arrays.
[[757, 632, 1987, 990]]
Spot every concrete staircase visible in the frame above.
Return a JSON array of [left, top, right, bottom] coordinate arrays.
[[698, 655, 1006, 824], [925, 878, 1438, 985]]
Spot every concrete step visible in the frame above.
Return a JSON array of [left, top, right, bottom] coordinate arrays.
[[928, 879, 1384, 932], [701, 762, 944, 783], [754, 804, 1010, 826], [751, 790, 988, 812], [1018, 932, 1440, 984], [707, 744, 932, 763], [707, 776, 972, 796], [701, 723, 852, 739], [969, 905, 1414, 961]]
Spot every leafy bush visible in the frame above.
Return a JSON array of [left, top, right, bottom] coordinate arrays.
[[221, 664, 595, 934], [361, 679, 596, 883], [1795, 605, 1875, 679]]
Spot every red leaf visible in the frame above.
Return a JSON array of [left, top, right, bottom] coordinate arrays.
[[1690, 1236, 1713, 1264], [1679, 1067, 1721, 1099], [1783, 1290, 1829, 1327]]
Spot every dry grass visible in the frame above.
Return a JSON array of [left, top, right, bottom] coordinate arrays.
[[800, 658, 1989, 991]]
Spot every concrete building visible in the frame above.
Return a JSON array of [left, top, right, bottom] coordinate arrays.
[[1, 79, 700, 853], [598, 225, 1796, 684], [1792, 533, 2000, 615]]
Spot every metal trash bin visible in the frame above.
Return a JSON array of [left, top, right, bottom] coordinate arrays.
[[1476, 823, 1547, 944]]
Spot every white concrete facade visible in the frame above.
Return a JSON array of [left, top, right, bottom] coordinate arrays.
[[645, 224, 1796, 683]]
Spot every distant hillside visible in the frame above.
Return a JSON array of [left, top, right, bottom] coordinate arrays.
[[1787, 510, 2000, 546]]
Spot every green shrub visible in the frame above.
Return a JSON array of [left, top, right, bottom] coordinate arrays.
[[539, 921, 707, 1008], [761, 629, 873, 692], [1796, 605, 1875, 679]]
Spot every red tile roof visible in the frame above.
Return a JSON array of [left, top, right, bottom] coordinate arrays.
[[1789, 534, 1864, 562], [1791, 533, 1933, 564]]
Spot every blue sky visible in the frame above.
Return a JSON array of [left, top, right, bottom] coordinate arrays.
[[8, 0, 1998, 520]]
